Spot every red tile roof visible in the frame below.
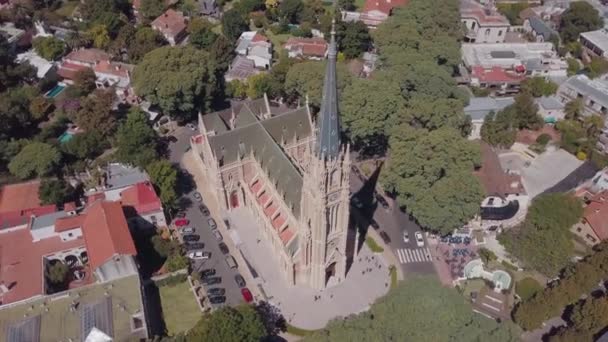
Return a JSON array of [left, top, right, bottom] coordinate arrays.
[[474, 141, 526, 196], [251, 32, 268, 43], [584, 190, 608, 241], [284, 37, 328, 57], [0, 229, 85, 305], [93, 60, 133, 78], [0, 181, 57, 229], [54, 215, 86, 233], [461, 0, 510, 25], [471, 66, 525, 84], [64, 48, 111, 66], [151, 9, 187, 39], [81, 201, 137, 270], [119, 182, 162, 215], [57, 61, 89, 80], [363, 0, 408, 15]]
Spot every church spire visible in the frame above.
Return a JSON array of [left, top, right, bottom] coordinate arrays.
[[317, 19, 340, 159]]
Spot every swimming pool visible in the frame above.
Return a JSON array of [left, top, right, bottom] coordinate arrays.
[[45, 84, 66, 98], [58, 131, 74, 144]]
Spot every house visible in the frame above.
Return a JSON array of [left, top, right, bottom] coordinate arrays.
[[151, 9, 188, 46], [580, 28, 608, 59], [523, 16, 557, 43], [464, 96, 515, 139], [341, 0, 409, 28], [470, 66, 525, 95], [536, 96, 565, 123], [16, 50, 56, 79], [235, 31, 272, 69], [460, 0, 511, 44], [225, 55, 260, 82], [572, 190, 608, 245], [196, 0, 219, 17], [557, 75, 608, 118], [519, 2, 567, 28], [0, 23, 25, 47], [0, 180, 57, 231], [574, 167, 608, 198], [283, 37, 328, 60]]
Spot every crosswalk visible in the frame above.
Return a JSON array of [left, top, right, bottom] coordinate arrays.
[[396, 248, 432, 264]]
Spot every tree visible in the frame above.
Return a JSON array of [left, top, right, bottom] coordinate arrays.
[[478, 247, 497, 264], [61, 130, 109, 160], [9, 142, 61, 179], [64, 30, 91, 50], [564, 99, 584, 120], [146, 160, 178, 207], [32, 36, 65, 61], [140, 0, 165, 19], [39, 178, 72, 205], [337, 0, 355, 10], [73, 89, 116, 136], [234, 0, 264, 15], [305, 276, 519, 341], [132, 46, 217, 121], [566, 57, 580, 76], [0, 85, 40, 139], [584, 56, 608, 79], [209, 35, 234, 71], [246, 73, 273, 99], [72, 68, 97, 96], [278, 0, 303, 24], [46, 261, 69, 285], [28, 96, 53, 120], [559, 1, 602, 43], [521, 76, 558, 97], [284, 61, 352, 107], [512, 92, 542, 129], [87, 24, 111, 49], [336, 21, 371, 59], [151, 234, 178, 257], [187, 306, 268, 342], [515, 277, 542, 301], [114, 108, 158, 168], [128, 27, 168, 63], [189, 18, 219, 50], [166, 252, 189, 271], [404, 95, 468, 133], [0, 35, 37, 92], [222, 9, 248, 42]]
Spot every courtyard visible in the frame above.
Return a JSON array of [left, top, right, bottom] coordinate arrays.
[[158, 280, 201, 336], [228, 207, 392, 330]]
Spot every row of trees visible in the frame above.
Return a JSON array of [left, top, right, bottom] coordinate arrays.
[[513, 242, 608, 331], [549, 294, 608, 341]]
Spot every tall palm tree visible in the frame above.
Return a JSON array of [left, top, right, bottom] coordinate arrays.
[[65, 30, 91, 50], [565, 99, 584, 121]]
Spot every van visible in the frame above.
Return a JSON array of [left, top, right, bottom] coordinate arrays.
[[225, 255, 238, 269]]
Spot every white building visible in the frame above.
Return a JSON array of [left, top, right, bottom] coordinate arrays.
[[536, 96, 565, 123], [235, 31, 272, 70], [16, 50, 56, 79], [580, 28, 608, 59], [557, 75, 608, 117], [461, 0, 511, 44]]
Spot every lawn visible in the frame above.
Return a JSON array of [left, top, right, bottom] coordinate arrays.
[[354, 0, 366, 10], [365, 235, 384, 253], [286, 323, 318, 337], [159, 281, 202, 336], [389, 265, 398, 289], [266, 32, 293, 49]]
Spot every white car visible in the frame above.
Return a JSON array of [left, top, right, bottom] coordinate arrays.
[[188, 251, 211, 260], [181, 227, 195, 234], [186, 123, 197, 131], [213, 230, 223, 242], [415, 231, 424, 247], [403, 231, 409, 243]]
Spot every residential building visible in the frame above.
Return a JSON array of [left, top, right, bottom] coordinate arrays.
[[523, 16, 557, 43], [469, 65, 525, 94], [536, 96, 565, 123], [235, 31, 272, 69], [225, 55, 260, 82], [580, 28, 608, 59], [519, 2, 567, 28], [151, 9, 188, 46], [460, 0, 511, 44], [575, 167, 608, 198], [557, 74, 608, 118], [572, 190, 608, 245], [341, 0, 409, 28], [283, 37, 328, 60], [0, 23, 25, 50], [16, 50, 56, 79], [196, 0, 219, 17], [464, 96, 515, 139], [191, 28, 352, 289], [0, 180, 57, 231]]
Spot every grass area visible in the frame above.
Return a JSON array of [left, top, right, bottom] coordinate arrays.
[[389, 265, 398, 289], [266, 31, 293, 48], [159, 280, 202, 336], [354, 0, 365, 10], [286, 323, 318, 337], [365, 236, 384, 253], [501, 260, 519, 272], [515, 277, 543, 301], [54, 0, 79, 18], [461, 279, 486, 299], [211, 24, 223, 35]]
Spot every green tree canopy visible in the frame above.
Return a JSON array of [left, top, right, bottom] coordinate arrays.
[[8, 142, 61, 179], [133, 46, 217, 122], [45, 261, 69, 285], [139, 0, 165, 19], [114, 108, 158, 168], [32, 36, 65, 61], [336, 21, 371, 59], [279, 0, 304, 24], [146, 160, 178, 207], [284, 60, 352, 107], [559, 1, 602, 43], [111, 25, 167, 63], [521, 76, 558, 97], [187, 305, 268, 341], [39, 178, 73, 205], [306, 276, 519, 341], [61, 130, 109, 160], [72, 68, 97, 96], [73, 89, 117, 136], [222, 9, 248, 42], [189, 18, 219, 50], [0, 85, 40, 139]]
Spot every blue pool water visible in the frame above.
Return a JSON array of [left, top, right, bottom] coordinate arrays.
[[58, 132, 74, 144], [45, 84, 66, 98]]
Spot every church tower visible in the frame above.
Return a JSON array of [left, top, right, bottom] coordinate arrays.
[[300, 21, 351, 289]]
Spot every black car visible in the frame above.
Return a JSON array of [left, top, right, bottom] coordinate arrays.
[[379, 231, 391, 244], [185, 242, 204, 250], [201, 268, 216, 278], [376, 194, 389, 209], [234, 274, 246, 288], [202, 276, 222, 286], [218, 242, 229, 255], [193, 192, 203, 202], [176, 211, 186, 218], [199, 204, 210, 216], [209, 296, 226, 304], [182, 234, 200, 242], [207, 287, 225, 296], [370, 219, 380, 230]]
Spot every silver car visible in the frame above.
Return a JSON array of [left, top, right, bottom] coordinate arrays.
[[208, 218, 217, 229], [181, 227, 195, 234], [213, 230, 223, 242]]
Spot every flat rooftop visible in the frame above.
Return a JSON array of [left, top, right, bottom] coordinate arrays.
[[0, 274, 144, 342], [105, 163, 149, 190], [580, 29, 608, 54], [462, 42, 557, 69]]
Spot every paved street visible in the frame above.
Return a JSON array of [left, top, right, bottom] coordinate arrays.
[[349, 164, 436, 275], [168, 127, 245, 308]]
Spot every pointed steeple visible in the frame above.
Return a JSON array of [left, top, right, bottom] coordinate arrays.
[[317, 19, 340, 159]]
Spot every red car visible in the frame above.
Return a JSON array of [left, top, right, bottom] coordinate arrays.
[[174, 218, 189, 227], [241, 287, 253, 303]]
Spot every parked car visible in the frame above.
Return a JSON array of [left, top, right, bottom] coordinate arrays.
[[167, 135, 178, 143], [176, 211, 186, 218], [213, 230, 223, 241], [186, 123, 197, 131], [202, 276, 222, 285], [403, 231, 409, 243], [193, 192, 202, 202], [201, 268, 216, 278], [207, 218, 217, 229], [225, 255, 237, 269], [209, 295, 226, 304], [218, 242, 229, 255], [376, 194, 389, 209], [183, 234, 200, 242], [207, 287, 225, 296], [379, 231, 391, 244], [234, 274, 246, 288], [188, 251, 211, 260], [370, 219, 380, 230], [241, 287, 253, 303], [184, 242, 204, 250], [415, 231, 424, 247], [199, 204, 210, 216], [181, 227, 195, 234], [174, 218, 189, 227]]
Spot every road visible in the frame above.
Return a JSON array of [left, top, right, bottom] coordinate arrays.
[[349, 164, 436, 275], [168, 127, 244, 307]]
